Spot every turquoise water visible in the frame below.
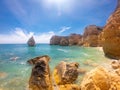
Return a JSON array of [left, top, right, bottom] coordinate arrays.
[[0, 44, 110, 90]]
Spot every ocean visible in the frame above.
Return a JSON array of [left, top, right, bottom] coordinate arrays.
[[0, 44, 110, 90]]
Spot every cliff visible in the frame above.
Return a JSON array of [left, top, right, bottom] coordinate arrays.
[[50, 25, 102, 47], [102, 0, 120, 59]]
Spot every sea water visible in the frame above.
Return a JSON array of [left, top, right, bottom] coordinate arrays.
[[0, 44, 110, 90]]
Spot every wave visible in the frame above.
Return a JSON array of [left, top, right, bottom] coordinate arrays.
[[57, 48, 68, 53]]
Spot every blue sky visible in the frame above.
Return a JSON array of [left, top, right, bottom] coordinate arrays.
[[0, 0, 117, 43]]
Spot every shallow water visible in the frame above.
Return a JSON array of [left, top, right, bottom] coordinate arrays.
[[0, 44, 110, 90]]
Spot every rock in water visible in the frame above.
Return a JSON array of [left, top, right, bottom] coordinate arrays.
[[27, 36, 36, 47], [103, 0, 120, 59], [28, 55, 53, 90], [53, 61, 79, 85], [53, 61, 80, 90]]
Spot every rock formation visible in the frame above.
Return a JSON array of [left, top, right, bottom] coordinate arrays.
[[28, 55, 52, 90], [27, 55, 50, 65], [82, 25, 103, 47], [60, 37, 69, 46], [50, 26, 102, 47], [102, 0, 120, 59], [50, 35, 62, 45], [50, 34, 82, 46], [80, 60, 120, 90], [69, 33, 82, 46], [53, 61, 80, 90], [27, 36, 36, 47]]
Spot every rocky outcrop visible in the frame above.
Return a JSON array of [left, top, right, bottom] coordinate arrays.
[[80, 60, 120, 90], [102, 0, 120, 59], [53, 61, 79, 90], [27, 55, 50, 65], [82, 25, 103, 47], [27, 36, 36, 47], [50, 26, 102, 47], [69, 33, 82, 46], [50, 35, 62, 45], [50, 34, 82, 46], [59, 37, 69, 46], [28, 55, 52, 90]]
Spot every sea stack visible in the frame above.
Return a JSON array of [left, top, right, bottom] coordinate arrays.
[[27, 36, 36, 47], [102, 0, 120, 59]]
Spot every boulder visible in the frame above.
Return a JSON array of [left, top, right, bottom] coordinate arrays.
[[53, 61, 79, 85], [28, 55, 52, 90], [102, 0, 120, 59], [80, 60, 120, 90], [27, 36, 36, 47]]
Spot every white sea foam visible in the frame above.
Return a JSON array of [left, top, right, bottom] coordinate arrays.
[[57, 48, 68, 53]]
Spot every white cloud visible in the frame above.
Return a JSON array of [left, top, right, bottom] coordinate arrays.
[[59, 26, 71, 34], [0, 28, 55, 44]]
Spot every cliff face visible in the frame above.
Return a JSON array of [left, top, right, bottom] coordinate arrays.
[[102, 0, 120, 59], [50, 34, 82, 46], [50, 26, 102, 47], [82, 25, 103, 47]]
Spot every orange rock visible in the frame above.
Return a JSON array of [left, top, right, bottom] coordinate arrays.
[[80, 60, 120, 90], [102, 0, 120, 59]]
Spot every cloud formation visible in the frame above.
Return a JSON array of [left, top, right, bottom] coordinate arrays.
[[0, 28, 55, 44], [59, 26, 71, 34]]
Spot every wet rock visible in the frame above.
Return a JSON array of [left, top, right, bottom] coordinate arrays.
[[27, 55, 50, 65], [58, 84, 80, 90], [28, 55, 52, 90], [78, 68, 86, 74], [27, 36, 36, 47], [102, 0, 120, 59], [0, 72, 7, 79], [53, 61, 79, 85]]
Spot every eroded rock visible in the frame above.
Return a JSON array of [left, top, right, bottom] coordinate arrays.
[[28, 55, 52, 90], [53, 61, 79, 85], [102, 0, 120, 59], [27, 36, 36, 47], [80, 60, 120, 90]]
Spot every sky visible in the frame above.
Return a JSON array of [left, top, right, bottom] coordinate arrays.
[[0, 0, 117, 44]]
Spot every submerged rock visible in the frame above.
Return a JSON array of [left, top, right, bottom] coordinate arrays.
[[102, 0, 120, 59], [28, 55, 52, 90], [80, 60, 120, 90], [27, 36, 36, 47]]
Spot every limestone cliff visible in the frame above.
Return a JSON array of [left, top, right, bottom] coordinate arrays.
[[102, 0, 120, 59], [82, 25, 103, 47]]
